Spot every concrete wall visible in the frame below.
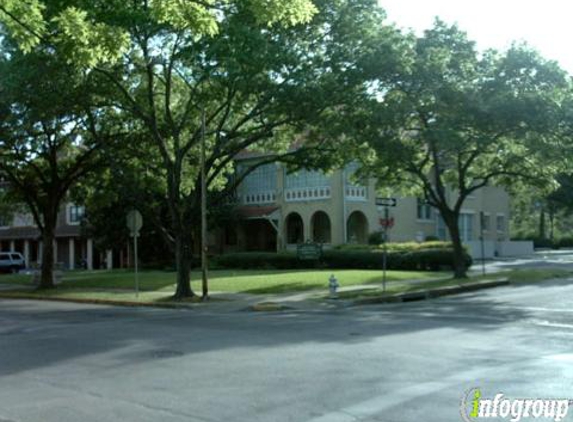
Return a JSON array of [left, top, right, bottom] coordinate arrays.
[[465, 240, 497, 260], [389, 186, 511, 243], [465, 240, 534, 259], [498, 241, 534, 257]]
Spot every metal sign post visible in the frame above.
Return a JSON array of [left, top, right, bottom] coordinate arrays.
[[480, 211, 486, 276], [376, 198, 397, 294], [383, 207, 389, 293], [134, 233, 139, 298], [201, 107, 209, 301], [126, 210, 143, 299]]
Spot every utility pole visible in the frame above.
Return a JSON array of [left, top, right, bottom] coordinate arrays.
[[382, 207, 389, 292], [480, 211, 486, 276], [201, 108, 209, 300]]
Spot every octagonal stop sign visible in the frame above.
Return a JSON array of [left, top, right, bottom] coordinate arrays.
[[379, 217, 395, 229], [126, 210, 143, 237]]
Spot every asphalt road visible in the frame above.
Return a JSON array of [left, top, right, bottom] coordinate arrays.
[[473, 249, 573, 274], [3, 278, 573, 421]]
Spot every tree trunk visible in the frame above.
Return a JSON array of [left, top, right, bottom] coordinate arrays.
[[548, 207, 555, 242], [539, 207, 546, 240], [39, 226, 56, 289], [173, 233, 194, 299], [443, 212, 468, 279]]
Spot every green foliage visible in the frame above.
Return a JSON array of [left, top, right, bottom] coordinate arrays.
[[151, 0, 218, 34], [51, 7, 129, 67], [0, 0, 46, 52], [556, 237, 573, 249], [336, 241, 454, 252], [0, 0, 407, 296], [246, 0, 317, 26], [368, 231, 385, 245], [214, 247, 471, 272], [0, 0, 318, 69], [362, 19, 571, 277], [370, 20, 569, 195]]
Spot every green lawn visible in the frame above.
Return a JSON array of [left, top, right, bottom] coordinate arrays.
[[2, 267, 568, 304], [0, 268, 447, 296]]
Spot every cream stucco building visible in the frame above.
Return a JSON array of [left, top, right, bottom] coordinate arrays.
[[213, 158, 516, 256]]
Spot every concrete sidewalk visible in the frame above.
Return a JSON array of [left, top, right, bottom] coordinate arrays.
[[0, 276, 508, 313]]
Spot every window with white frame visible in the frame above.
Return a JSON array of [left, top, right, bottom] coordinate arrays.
[[496, 214, 505, 232], [0, 214, 9, 228], [482, 213, 491, 231], [416, 198, 432, 221], [12, 213, 34, 227], [458, 213, 474, 242], [437, 216, 447, 240], [240, 163, 277, 193], [68, 205, 85, 225], [285, 169, 330, 189]]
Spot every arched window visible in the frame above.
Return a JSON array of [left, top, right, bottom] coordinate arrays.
[[347, 211, 369, 243], [311, 211, 331, 243], [286, 213, 304, 244]]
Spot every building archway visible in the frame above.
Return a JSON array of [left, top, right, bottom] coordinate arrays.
[[347, 211, 368, 243], [311, 211, 331, 243], [285, 212, 304, 244]]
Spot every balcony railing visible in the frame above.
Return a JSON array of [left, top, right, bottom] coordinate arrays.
[[285, 186, 331, 202], [345, 185, 367, 201], [241, 191, 277, 205]]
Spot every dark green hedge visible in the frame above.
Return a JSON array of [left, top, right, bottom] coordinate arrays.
[[213, 249, 472, 272]]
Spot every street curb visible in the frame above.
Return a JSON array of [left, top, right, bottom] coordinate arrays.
[[0, 292, 199, 309], [353, 278, 510, 306], [249, 302, 291, 312]]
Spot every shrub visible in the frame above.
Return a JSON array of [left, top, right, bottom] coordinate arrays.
[[214, 247, 472, 272], [368, 231, 385, 245], [511, 235, 556, 249], [556, 237, 573, 249], [336, 241, 454, 253], [401, 249, 473, 271]]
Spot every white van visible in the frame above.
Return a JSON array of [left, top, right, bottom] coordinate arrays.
[[0, 252, 26, 273]]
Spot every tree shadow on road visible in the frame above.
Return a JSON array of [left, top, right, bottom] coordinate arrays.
[[0, 288, 544, 378]]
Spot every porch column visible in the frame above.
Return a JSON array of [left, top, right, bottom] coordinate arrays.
[[69, 238, 75, 270], [24, 240, 30, 268], [303, 216, 311, 243], [106, 249, 113, 270], [9, 240, 15, 252], [86, 239, 93, 270]]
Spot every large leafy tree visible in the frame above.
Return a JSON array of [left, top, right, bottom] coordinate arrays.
[[511, 173, 573, 243], [0, 0, 405, 297], [0, 51, 120, 288], [366, 20, 571, 278]]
